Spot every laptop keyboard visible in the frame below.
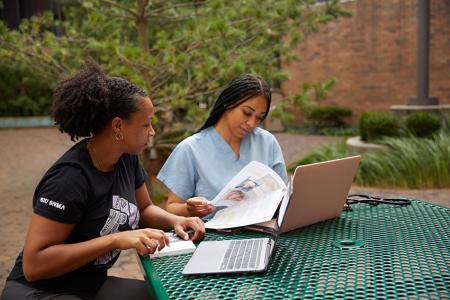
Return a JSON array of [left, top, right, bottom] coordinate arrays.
[[220, 239, 263, 270]]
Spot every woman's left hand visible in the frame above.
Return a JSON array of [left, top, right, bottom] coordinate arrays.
[[172, 216, 205, 241]]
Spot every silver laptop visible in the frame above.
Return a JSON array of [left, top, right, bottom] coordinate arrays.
[[280, 155, 360, 233], [247, 155, 361, 234], [182, 189, 290, 275], [182, 155, 360, 275]]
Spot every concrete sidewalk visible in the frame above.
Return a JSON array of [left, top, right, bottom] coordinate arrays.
[[1, 128, 449, 291]]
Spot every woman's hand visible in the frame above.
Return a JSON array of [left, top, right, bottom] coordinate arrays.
[[186, 197, 215, 217], [172, 216, 205, 241], [112, 228, 170, 256]]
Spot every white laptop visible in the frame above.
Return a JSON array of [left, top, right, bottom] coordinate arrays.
[[182, 155, 361, 275]]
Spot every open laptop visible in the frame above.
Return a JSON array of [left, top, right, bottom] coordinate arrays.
[[182, 188, 290, 275], [245, 155, 361, 234], [182, 155, 360, 275], [272, 155, 361, 234]]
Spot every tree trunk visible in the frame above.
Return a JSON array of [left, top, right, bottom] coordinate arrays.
[[135, 0, 149, 52], [135, 0, 153, 93]]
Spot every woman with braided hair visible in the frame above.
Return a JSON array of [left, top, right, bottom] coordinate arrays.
[[157, 74, 288, 218], [1, 61, 205, 300]]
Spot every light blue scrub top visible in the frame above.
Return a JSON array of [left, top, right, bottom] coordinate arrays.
[[157, 126, 288, 202]]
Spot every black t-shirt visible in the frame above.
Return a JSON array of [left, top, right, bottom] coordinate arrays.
[[8, 139, 147, 295]]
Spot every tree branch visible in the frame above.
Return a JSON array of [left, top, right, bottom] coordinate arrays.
[[100, 11, 134, 22], [97, 0, 137, 17], [147, 1, 209, 15], [145, 13, 197, 22]]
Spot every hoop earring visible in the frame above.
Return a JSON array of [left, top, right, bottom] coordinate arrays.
[[115, 132, 123, 141]]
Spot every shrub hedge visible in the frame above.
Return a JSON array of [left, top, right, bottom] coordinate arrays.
[[405, 111, 441, 138], [308, 105, 352, 127], [358, 112, 399, 142]]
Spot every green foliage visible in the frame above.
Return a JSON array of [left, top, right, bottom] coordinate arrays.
[[269, 103, 296, 125], [404, 112, 441, 138], [286, 123, 356, 136], [146, 178, 169, 206], [308, 105, 352, 127], [357, 133, 450, 188], [289, 141, 347, 172], [0, 0, 349, 147], [157, 129, 192, 145], [358, 112, 399, 142], [0, 60, 53, 116], [290, 133, 450, 189], [272, 77, 337, 126], [444, 114, 450, 132], [302, 77, 337, 102]]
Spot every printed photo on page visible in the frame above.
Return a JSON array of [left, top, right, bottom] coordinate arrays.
[[211, 161, 286, 207]]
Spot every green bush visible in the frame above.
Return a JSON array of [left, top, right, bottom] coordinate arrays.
[[405, 112, 441, 138], [357, 133, 450, 188], [444, 114, 450, 131], [289, 133, 450, 189], [0, 61, 53, 116], [359, 112, 399, 142], [308, 105, 352, 127], [288, 141, 348, 172], [286, 123, 357, 136]]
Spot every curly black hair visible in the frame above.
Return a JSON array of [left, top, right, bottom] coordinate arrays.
[[52, 60, 147, 141], [198, 74, 272, 132]]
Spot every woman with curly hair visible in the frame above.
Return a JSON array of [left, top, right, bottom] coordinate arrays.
[[1, 61, 205, 300]]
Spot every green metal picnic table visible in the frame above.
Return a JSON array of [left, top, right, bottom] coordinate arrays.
[[139, 200, 449, 299]]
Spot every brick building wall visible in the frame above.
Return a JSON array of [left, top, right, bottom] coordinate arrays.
[[282, 0, 450, 123]]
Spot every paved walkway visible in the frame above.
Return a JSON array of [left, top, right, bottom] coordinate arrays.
[[0, 128, 449, 291]]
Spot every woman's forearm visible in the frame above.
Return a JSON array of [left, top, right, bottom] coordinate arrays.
[[23, 234, 118, 282], [165, 202, 190, 217]]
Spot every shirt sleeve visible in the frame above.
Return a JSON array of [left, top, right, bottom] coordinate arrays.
[[271, 137, 289, 183], [157, 141, 198, 201], [33, 166, 89, 224]]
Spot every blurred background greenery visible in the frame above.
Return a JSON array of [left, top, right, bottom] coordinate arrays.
[[1, 0, 448, 196], [0, 0, 350, 142]]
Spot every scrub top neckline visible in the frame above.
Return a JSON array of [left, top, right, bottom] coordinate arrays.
[[209, 126, 250, 162]]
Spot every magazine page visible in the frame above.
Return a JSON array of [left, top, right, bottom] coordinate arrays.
[[205, 161, 287, 229]]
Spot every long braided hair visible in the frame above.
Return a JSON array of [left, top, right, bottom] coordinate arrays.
[[52, 60, 147, 141], [198, 74, 271, 132]]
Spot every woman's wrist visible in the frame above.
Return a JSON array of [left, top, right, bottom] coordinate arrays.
[[107, 231, 122, 250]]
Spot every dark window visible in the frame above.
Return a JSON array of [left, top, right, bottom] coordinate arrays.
[[0, 0, 60, 29]]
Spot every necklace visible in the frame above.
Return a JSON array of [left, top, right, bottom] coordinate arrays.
[[87, 141, 110, 172]]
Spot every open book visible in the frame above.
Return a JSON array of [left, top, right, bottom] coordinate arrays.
[[205, 161, 287, 230]]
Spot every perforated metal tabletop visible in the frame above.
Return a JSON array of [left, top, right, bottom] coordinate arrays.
[[139, 200, 449, 299]]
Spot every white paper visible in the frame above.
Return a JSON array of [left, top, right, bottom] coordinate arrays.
[[205, 161, 287, 229]]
